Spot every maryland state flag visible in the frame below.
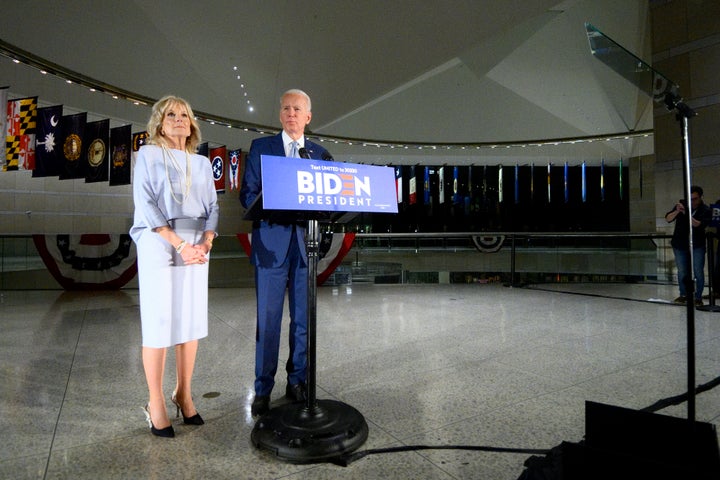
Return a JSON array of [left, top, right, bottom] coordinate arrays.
[[228, 148, 241, 191], [5, 96, 37, 171], [85, 119, 110, 183], [33, 104, 63, 177], [109, 124, 131, 186], [209, 145, 226, 194], [0, 88, 7, 165], [59, 112, 87, 180]]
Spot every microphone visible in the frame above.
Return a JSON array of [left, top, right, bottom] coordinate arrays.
[[298, 147, 310, 159], [321, 151, 334, 161]]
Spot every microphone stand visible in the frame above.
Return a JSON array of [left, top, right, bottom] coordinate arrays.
[[664, 91, 697, 422]]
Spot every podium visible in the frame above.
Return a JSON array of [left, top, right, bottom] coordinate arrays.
[[245, 154, 397, 462]]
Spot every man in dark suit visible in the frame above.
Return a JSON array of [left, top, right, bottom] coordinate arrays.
[[239, 89, 329, 417]]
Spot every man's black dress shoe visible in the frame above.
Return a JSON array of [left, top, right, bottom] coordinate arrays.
[[285, 383, 307, 402], [251, 395, 270, 417]]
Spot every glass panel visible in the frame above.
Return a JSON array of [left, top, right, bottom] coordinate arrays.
[[585, 22, 678, 105]]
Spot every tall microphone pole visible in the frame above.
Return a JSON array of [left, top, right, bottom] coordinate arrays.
[[665, 92, 698, 422]]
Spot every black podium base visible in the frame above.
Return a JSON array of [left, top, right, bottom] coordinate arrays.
[[251, 399, 369, 463]]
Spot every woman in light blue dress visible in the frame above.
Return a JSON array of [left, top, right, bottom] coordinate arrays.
[[130, 95, 219, 437]]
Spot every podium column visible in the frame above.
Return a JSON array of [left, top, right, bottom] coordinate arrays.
[[250, 218, 369, 462]]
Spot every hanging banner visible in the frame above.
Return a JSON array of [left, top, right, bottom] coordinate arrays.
[[5, 96, 37, 171], [0, 87, 7, 165], [600, 157, 605, 202], [59, 112, 87, 180], [438, 166, 445, 204], [395, 166, 402, 203], [33, 104, 63, 177], [409, 174, 417, 205], [452, 166, 460, 205], [547, 162, 551, 203], [209, 145, 226, 193], [498, 165, 503, 203], [530, 162, 534, 201], [423, 166, 430, 205], [85, 119, 110, 183], [131, 131, 148, 170], [228, 148, 241, 191], [109, 124, 132, 186]]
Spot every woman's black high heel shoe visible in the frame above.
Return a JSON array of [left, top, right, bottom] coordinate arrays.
[[142, 404, 175, 438], [171, 391, 204, 425]]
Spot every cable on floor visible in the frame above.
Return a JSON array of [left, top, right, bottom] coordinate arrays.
[[332, 444, 551, 467]]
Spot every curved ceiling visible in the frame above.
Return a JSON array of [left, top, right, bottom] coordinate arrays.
[[0, 0, 653, 163]]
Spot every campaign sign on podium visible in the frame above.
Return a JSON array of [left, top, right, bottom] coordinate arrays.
[[260, 154, 398, 214]]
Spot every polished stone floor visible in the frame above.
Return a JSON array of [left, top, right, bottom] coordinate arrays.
[[1, 283, 719, 479]]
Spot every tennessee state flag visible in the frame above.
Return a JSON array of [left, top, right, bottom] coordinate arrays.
[[209, 145, 226, 193]]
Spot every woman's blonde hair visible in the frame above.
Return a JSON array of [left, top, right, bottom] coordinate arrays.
[[146, 95, 202, 153]]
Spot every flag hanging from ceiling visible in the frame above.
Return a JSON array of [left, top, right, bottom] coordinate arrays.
[[498, 165, 503, 203], [618, 157, 623, 200], [581, 161, 586, 203], [530, 162, 534, 201], [514, 163, 519, 204], [85, 119, 110, 183], [131, 131, 148, 175], [438, 166, 445, 204], [394, 165, 402, 203], [209, 145, 226, 193], [423, 166, 430, 205], [452, 166, 460, 205], [600, 157, 605, 202], [409, 173, 417, 205], [0, 87, 7, 167], [59, 112, 87, 180], [33, 104, 63, 177], [5, 96, 37, 171], [563, 161, 569, 203], [109, 124, 131, 186], [464, 165, 473, 215], [228, 148, 241, 191], [547, 162, 551, 203]]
